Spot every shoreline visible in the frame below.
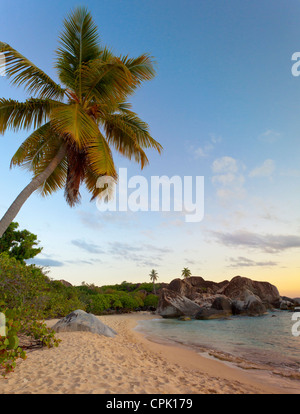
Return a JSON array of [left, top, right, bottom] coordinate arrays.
[[135, 313, 300, 379], [131, 313, 300, 394], [0, 312, 299, 394], [136, 323, 300, 380]]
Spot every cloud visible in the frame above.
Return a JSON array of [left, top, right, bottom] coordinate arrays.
[[65, 258, 103, 266], [258, 130, 281, 143], [211, 230, 300, 253], [194, 146, 210, 158], [212, 156, 239, 174], [27, 258, 64, 267], [183, 258, 200, 266], [212, 172, 244, 186], [143, 244, 173, 254], [71, 239, 105, 254], [108, 241, 140, 253], [210, 134, 222, 145], [107, 241, 172, 268], [211, 156, 246, 201], [77, 211, 104, 230], [77, 210, 135, 230], [228, 256, 277, 267], [192, 133, 221, 159], [249, 159, 275, 178]]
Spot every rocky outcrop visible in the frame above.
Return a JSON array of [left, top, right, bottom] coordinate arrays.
[[211, 296, 232, 311], [272, 296, 299, 310], [52, 309, 117, 337], [222, 288, 267, 316], [168, 277, 228, 299], [156, 288, 202, 318], [278, 298, 295, 310], [157, 275, 281, 319], [195, 308, 231, 320], [58, 279, 73, 287], [221, 276, 280, 305]]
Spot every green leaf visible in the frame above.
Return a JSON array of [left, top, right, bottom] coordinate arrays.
[[0, 98, 61, 134], [0, 42, 65, 99], [86, 132, 117, 178], [55, 7, 100, 96], [8, 335, 19, 349], [50, 103, 99, 148]]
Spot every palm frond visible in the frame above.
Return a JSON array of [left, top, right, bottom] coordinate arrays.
[[0, 98, 60, 134], [83, 166, 106, 201], [121, 54, 156, 88], [55, 7, 100, 96], [10, 122, 53, 168], [0, 42, 65, 99], [102, 110, 162, 168], [81, 57, 133, 106], [10, 123, 68, 196], [86, 132, 117, 178], [50, 102, 100, 148], [37, 153, 68, 197], [114, 110, 163, 152]]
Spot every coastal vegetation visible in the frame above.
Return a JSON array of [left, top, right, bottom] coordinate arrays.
[[0, 222, 42, 264], [0, 225, 160, 375], [0, 251, 160, 375], [77, 281, 160, 313]]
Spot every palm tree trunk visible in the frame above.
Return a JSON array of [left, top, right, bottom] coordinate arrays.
[[0, 144, 66, 238]]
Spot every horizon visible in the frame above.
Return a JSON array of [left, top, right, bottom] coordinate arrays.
[[1, 0, 300, 298]]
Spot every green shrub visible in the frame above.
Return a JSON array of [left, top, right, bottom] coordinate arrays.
[[0, 305, 60, 377], [86, 294, 111, 314], [134, 283, 161, 293], [118, 292, 142, 310], [0, 306, 26, 376], [144, 294, 159, 308], [0, 253, 85, 318]]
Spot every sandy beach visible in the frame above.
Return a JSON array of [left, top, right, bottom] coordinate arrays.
[[0, 312, 299, 394]]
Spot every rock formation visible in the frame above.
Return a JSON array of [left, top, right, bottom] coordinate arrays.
[[157, 288, 202, 318], [52, 309, 117, 337], [157, 275, 283, 319], [58, 279, 73, 287]]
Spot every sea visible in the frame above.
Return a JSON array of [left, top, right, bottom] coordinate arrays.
[[136, 310, 300, 377]]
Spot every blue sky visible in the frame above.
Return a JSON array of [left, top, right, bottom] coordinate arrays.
[[0, 0, 300, 296]]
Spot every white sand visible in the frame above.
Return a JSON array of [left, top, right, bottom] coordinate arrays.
[[0, 312, 299, 394]]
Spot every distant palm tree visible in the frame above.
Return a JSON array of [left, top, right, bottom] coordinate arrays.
[[181, 267, 191, 279], [0, 7, 162, 237], [149, 269, 158, 294]]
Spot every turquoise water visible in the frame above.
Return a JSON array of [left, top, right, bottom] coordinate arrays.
[[137, 311, 300, 373]]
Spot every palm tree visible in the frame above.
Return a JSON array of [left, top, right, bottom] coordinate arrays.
[[149, 269, 158, 294], [181, 267, 191, 279], [0, 7, 162, 237]]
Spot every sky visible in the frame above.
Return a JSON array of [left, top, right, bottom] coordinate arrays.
[[0, 0, 300, 296]]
